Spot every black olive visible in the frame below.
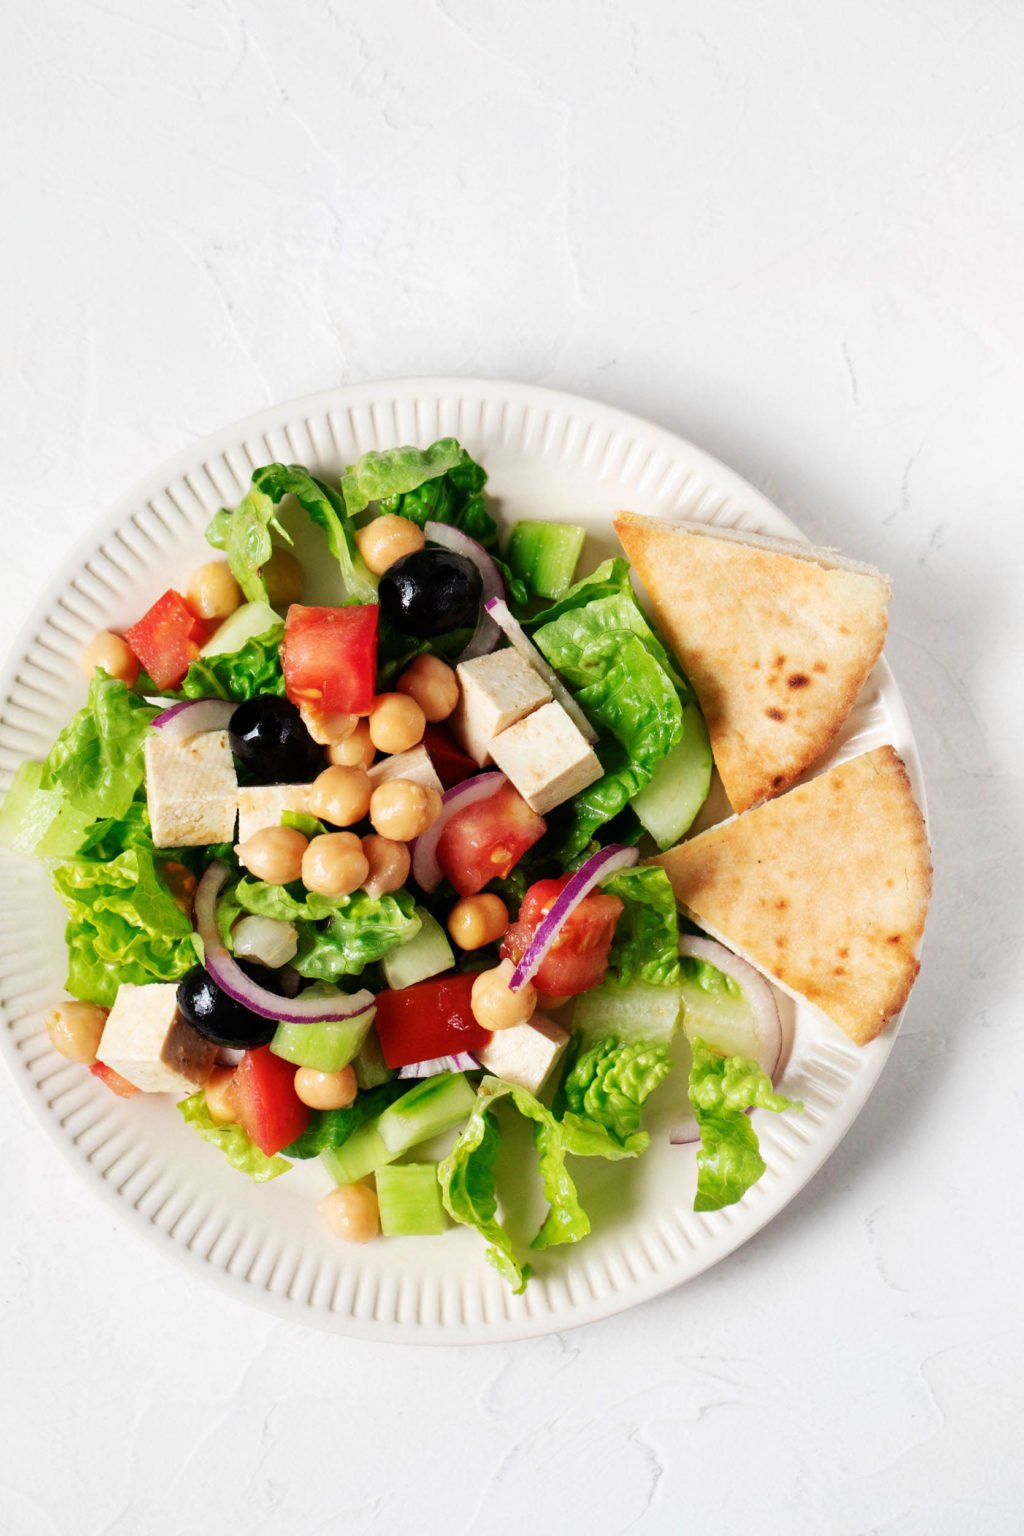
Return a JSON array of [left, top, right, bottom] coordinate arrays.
[[176, 964, 277, 1049], [229, 695, 323, 783], [378, 548, 482, 637]]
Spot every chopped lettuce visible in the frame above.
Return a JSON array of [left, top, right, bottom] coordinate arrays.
[[558, 1034, 673, 1159], [176, 623, 285, 702], [439, 1076, 590, 1293], [252, 463, 377, 604], [206, 487, 289, 605], [341, 438, 462, 516], [232, 877, 420, 978], [0, 760, 94, 858], [603, 865, 682, 989], [179, 1093, 290, 1182], [378, 444, 498, 551], [40, 672, 155, 822], [688, 1038, 800, 1211], [282, 1080, 408, 1159]]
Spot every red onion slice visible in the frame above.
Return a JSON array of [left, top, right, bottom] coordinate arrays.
[[194, 863, 374, 1023], [152, 699, 235, 743], [509, 843, 639, 993], [484, 597, 598, 744], [677, 935, 783, 1083], [397, 1052, 478, 1080], [410, 771, 507, 893], [425, 520, 503, 662]]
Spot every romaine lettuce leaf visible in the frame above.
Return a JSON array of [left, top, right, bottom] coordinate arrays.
[[688, 1037, 800, 1211], [558, 1034, 673, 1158], [176, 624, 285, 702], [232, 877, 420, 978], [439, 1076, 590, 1292], [178, 1093, 290, 1181], [341, 439, 464, 517], [281, 1080, 407, 1158], [0, 760, 94, 858], [206, 487, 290, 605], [252, 463, 378, 604], [40, 672, 156, 822], [603, 865, 681, 988], [378, 444, 499, 550]]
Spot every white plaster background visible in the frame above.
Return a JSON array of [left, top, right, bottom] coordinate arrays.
[[1, 2, 1022, 1532]]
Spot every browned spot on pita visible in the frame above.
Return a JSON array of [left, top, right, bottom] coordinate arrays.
[[814, 661, 828, 674], [788, 673, 810, 689], [775, 898, 788, 910], [888, 934, 902, 944], [766, 707, 786, 721]]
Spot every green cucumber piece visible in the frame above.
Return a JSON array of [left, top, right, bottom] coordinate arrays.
[[679, 956, 760, 1060], [632, 702, 713, 848], [506, 520, 585, 599], [353, 1030, 394, 1090], [380, 908, 454, 990], [376, 1072, 477, 1155], [270, 1008, 375, 1072], [321, 1123, 395, 1185], [376, 1162, 447, 1236], [200, 600, 281, 658], [572, 981, 682, 1047]]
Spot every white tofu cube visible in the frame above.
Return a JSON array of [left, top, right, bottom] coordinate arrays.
[[488, 701, 602, 814], [367, 745, 442, 795], [97, 983, 217, 1094], [475, 1014, 569, 1095], [145, 730, 237, 848], [236, 783, 314, 844], [452, 650, 552, 767]]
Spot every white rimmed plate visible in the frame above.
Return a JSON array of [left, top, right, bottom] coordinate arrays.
[[0, 380, 926, 1343]]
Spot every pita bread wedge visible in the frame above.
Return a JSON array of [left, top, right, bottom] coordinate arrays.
[[614, 512, 891, 813], [652, 746, 931, 1045]]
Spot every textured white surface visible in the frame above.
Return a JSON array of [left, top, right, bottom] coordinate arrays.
[[0, 0, 1021, 1531]]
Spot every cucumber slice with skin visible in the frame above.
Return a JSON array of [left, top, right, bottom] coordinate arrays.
[[506, 520, 585, 599], [572, 982, 682, 1047], [270, 1009, 375, 1072], [679, 957, 761, 1061], [632, 702, 713, 849], [380, 908, 454, 990], [200, 600, 281, 658], [376, 1072, 478, 1155], [352, 1029, 394, 1090], [321, 1123, 394, 1185], [376, 1163, 447, 1236]]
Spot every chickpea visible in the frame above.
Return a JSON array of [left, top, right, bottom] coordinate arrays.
[[319, 1182, 380, 1243], [45, 1001, 108, 1065], [235, 825, 308, 884], [160, 860, 197, 917], [369, 780, 442, 842], [302, 832, 370, 897], [187, 560, 242, 621], [355, 514, 425, 576], [327, 719, 375, 770], [294, 1064, 358, 1111], [396, 654, 459, 723], [204, 1067, 239, 1125], [362, 834, 411, 899], [263, 546, 304, 609], [470, 959, 536, 1033], [368, 693, 426, 755], [307, 765, 372, 828], [448, 894, 509, 951], [81, 630, 139, 688]]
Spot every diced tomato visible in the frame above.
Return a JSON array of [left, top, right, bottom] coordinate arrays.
[[422, 725, 478, 790], [89, 1061, 140, 1098], [282, 604, 378, 718], [233, 1046, 309, 1156], [500, 875, 623, 997], [373, 973, 492, 1069], [124, 590, 206, 690], [436, 782, 546, 897]]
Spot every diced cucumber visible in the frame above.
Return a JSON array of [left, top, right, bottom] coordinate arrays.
[[376, 1163, 447, 1236], [506, 520, 585, 599], [353, 1029, 394, 1090], [321, 1123, 395, 1185], [376, 1072, 477, 1155], [270, 1008, 375, 1072], [572, 981, 682, 1047], [200, 600, 281, 658], [679, 956, 760, 1060], [632, 702, 713, 848], [380, 908, 454, 990]]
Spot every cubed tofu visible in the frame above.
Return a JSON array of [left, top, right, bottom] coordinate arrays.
[[145, 730, 237, 848], [237, 783, 314, 844], [488, 701, 602, 814], [452, 650, 552, 767], [475, 1014, 569, 1095], [96, 983, 217, 1094], [367, 745, 443, 795]]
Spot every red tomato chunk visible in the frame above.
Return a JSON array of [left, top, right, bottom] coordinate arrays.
[[501, 876, 623, 997], [124, 590, 205, 690], [373, 973, 492, 1069], [233, 1046, 308, 1156], [436, 782, 546, 897], [282, 604, 378, 718]]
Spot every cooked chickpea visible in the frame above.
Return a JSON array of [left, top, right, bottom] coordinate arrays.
[[81, 630, 139, 687], [471, 959, 536, 1032], [319, 1182, 380, 1243], [236, 825, 308, 884], [186, 560, 242, 621], [263, 546, 304, 609], [307, 765, 372, 828], [295, 1064, 358, 1111], [301, 832, 370, 896], [448, 894, 509, 951], [45, 1001, 108, 1065], [327, 719, 375, 770], [160, 860, 197, 916], [361, 834, 411, 898], [369, 779, 442, 842], [204, 1067, 239, 1125], [396, 654, 459, 723], [368, 693, 426, 755], [355, 514, 425, 575]]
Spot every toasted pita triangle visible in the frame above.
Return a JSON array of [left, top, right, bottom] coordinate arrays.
[[614, 512, 891, 813], [652, 747, 931, 1045]]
